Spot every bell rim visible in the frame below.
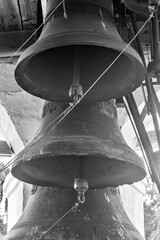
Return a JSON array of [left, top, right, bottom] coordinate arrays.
[[12, 136, 146, 169], [11, 141, 146, 188], [5, 187, 144, 240], [11, 153, 146, 188], [14, 32, 145, 101], [16, 32, 144, 66], [13, 151, 145, 166]]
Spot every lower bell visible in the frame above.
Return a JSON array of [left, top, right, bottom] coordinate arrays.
[[11, 100, 146, 188], [5, 186, 144, 240]]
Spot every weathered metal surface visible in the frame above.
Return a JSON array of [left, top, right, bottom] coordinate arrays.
[[11, 101, 145, 188], [6, 187, 143, 240], [0, 0, 37, 56], [5, 187, 144, 240], [15, 0, 145, 102]]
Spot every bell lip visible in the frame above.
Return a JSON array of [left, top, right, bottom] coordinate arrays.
[[11, 137, 146, 188], [12, 136, 146, 169], [11, 152, 146, 188], [12, 151, 146, 168], [15, 32, 145, 101]]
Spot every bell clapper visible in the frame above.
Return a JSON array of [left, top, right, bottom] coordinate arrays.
[[74, 178, 89, 204], [69, 46, 83, 103]]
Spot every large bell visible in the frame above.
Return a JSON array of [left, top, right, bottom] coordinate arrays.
[[11, 100, 146, 188], [15, 0, 145, 102], [5, 186, 145, 240]]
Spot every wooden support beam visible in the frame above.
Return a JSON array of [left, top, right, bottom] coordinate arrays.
[[0, 30, 36, 57], [0, 0, 21, 31], [18, 0, 37, 30], [0, 0, 37, 31]]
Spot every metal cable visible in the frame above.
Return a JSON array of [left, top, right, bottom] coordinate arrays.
[[37, 203, 79, 240]]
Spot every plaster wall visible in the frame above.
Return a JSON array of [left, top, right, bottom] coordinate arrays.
[[0, 103, 32, 232]]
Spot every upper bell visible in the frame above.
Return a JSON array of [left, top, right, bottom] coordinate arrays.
[[15, 0, 145, 102], [11, 100, 146, 188]]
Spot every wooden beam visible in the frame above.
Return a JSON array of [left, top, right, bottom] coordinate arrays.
[[0, 0, 21, 31], [0, 63, 22, 92], [0, 0, 37, 31], [0, 30, 36, 57], [18, 0, 37, 30]]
